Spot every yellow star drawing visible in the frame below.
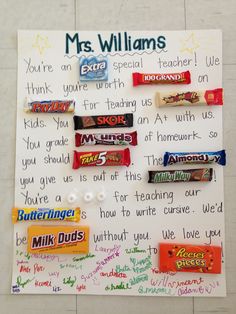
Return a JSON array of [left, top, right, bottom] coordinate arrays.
[[180, 33, 200, 54], [32, 34, 51, 55]]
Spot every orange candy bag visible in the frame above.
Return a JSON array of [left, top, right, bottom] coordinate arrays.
[[159, 243, 221, 274]]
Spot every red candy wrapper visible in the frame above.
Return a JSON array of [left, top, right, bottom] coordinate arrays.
[[159, 243, 222, 274], [73, 148, 131, 169], [133, 71, 191, 86], [75, 131, 137, 147], [24, 100, 75, 113]]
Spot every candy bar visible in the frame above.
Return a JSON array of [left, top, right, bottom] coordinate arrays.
[[24, 100, 75, 113], [133, 71, 191, 86], [156, 88, 223, 107], [159, 243, 221, 274], [74, 113, 133, 130], [148, 168, 213, 183], [164, 150, 226, 166], [75, 131, 137, 147], [73, 148, 131, 169], [12, 207, 80, 224], [27, 225, 89, 254], [79, 56, 108, 81]]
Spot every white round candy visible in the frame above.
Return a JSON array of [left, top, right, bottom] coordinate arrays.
[[97, 191, 106, 202], [83, 192, 93, 202], [67, 193, 77, 204]]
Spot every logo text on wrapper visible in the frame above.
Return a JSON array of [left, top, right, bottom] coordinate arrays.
[[175, 247, 206, 270], [79, 56, 108, 81], [31, 230, 85, 250]]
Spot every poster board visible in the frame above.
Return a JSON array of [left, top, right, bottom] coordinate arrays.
[[12, 30, 225, 296]]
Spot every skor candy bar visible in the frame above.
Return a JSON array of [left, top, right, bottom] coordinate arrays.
[[156, 88, 223, 107], [12, 207, 80, 223], [73, 148, 131, 169], [164, 150, 226, 166], [148, 168, 213, 183], [24, 100, 75, 113], [74, 113, 133, 130], [159, 243, 222, 274], [75, 131, 137, 146], [27, 225, 89, 254], [133, 71, 191, 86]]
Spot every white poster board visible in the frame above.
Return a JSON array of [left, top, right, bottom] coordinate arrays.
[[12, 30, 225, 296]]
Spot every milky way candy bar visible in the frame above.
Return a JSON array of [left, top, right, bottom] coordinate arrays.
[[148, 168, 213, 183], [24, 100, 75, 113], [156, 88, 223, 107], [159, 243, 222, 274], [133, 71, 191, 86], [73, 148, 131, 169], [75, 131, 137, 146], [74, 113, 133, 130], [164, 150, 226, 166]]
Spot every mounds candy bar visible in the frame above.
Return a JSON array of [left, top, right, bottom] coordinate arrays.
[[133, 71, 191, 86], [164, 150, 226, 166], [75, 131, 137, 147], [12, 207, 80, 224], [79, 55, 108, 81], [27, 225, 89, 254], [148, 168, 213, 183], [156, 88, 223, 107], [24, 100, 75, 113], [73, 148, 131, 169], [74, 113, 133, 130], [159, 243, 222, 274]]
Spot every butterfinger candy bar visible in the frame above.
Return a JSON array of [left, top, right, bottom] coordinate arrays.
[[24, 100, 75, 113], [148, 168, 213, 183], [73, 148, 131, 169], [164, 150, 226, 166], [27, 225, 89, 254], [156, 88, 223, 107], [159, 243, 221, 274], [133, 71, 191, 86], [74, 113, 133, 130], [12, 207, 80, 224], [75, 131, 137, 147]]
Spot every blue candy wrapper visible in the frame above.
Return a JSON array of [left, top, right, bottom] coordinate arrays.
[[79, 56, 108, 81], [163, 150, 226, 166]]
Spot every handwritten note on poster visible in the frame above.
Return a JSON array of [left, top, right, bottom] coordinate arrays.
[[12, 30, 225, 296]]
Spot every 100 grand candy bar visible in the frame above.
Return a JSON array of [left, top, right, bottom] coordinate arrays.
[[133, 71, 191, 86]]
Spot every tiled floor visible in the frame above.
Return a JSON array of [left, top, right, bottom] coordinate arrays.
[[0, 0, 235, 313]]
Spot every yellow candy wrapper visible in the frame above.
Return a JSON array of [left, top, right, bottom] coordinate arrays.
[[12, 207, 80, 224], [27, 225, 89, 254]]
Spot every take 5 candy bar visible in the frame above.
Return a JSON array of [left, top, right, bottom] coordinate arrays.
[[27, 225, 89, 254], [75, 131, 137, 147], [73, 148, 131, 169], [24, 100, 75, 113], [159, 243, 222, 274], [133, 71, 191, 86], [12, 207, 80, 223], [156, 88, 223, 107], [164, 150, 226, 166], [148, 168, 213, 183], [74, 113, 133, 130]]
